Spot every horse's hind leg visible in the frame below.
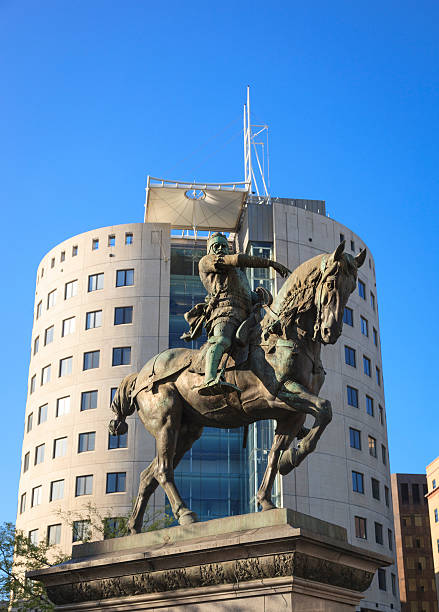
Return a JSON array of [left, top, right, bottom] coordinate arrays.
[[128, 458, 159, 534]]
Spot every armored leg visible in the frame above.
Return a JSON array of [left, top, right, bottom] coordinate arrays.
[[198, 321, 241, 396]]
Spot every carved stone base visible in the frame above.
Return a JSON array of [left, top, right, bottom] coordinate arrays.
[[28, 508, 391, 611]]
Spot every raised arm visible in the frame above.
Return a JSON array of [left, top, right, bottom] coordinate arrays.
[[216, 254, 290, 278]]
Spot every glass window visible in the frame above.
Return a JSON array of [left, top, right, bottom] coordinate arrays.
[[370, 291, 376, 310], [73, 520, 91, 543], [352, 471, 364, 493], [349, 428, 361, 450], [108, 432, 128, 449], [340, 233, 345, 243], [106, 472, 126, 493], [377, 568, 386, 591], [53, 437, 67, 458], [110, 387, 117, 403], [108, 234, 115, 247], [59, 356, 73, 377], [125, 233, 133, 245], [64, 280, 78, 299], [350, 239, 355, 251], [88, 273, 104, 292], [379, 405, 384, 425], [23, 452, 30, 472], [34, 444, 45, 465], [47, 524, 61, 546], [33, 336, 39, 355], [86, 310, 102, 329], [343, 307, 353, 326], [29, 529, 38, 545], [56, 396, 70, 417], [30, 375, 36, 394], [368, 435, 377, 457], [36, 300, 42, 319], [345, 346, 356, 367], [412, 483, 420, 504], [60, 251, 65, 262], [373, 328, 378, 346], [62, 317, 76, 337], [31, 486, 42, 507], [114, 306, 133, 325], [372, 477, 380, 500], [116, 269, 134, 287], [47, 289, 57, 309], [44, 326, 54, 345], [92, 238, 99, 250], [381, 444, 387, 465], [112, 347, 131, 366], [391, 573, 396, 596], [355, 516, 367, 539], [78, 432, 95, 453], [363, 355, 371, 376], [375, 522, 383, 544], [81, 390, 98, 411], [104, 517, 125, 539], [83, 350, 100, 370], [20, 492, 26, 514], [347, 386, 359, 408], [433, 479, 437, 490], [366, 395, 374, 416], [358, 279, 366, 299], [388, 528, 393, 550], [38, 404, 48, 424], [50, 479, 64, 501], [360, 316, 368, 337], [385, 485, 390, 507], [51, 257, 55, 268], [434, 508, 438, 523], [376, 366, 381, 386], [76, 475, 93, 496], [401, 482, 409, 503], [27, 412, 33, 432], [72, 245, 78, 256]]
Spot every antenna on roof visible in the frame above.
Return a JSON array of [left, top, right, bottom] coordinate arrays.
[[243, 86, 270, 201]]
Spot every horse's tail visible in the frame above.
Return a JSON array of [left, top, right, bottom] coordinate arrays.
[[109, 372, 138, 436]]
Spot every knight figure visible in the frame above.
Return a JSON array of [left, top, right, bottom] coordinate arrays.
[[181, 232, 290, 396]]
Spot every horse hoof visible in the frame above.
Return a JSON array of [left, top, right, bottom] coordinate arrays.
[[178, 510, 198, 525]]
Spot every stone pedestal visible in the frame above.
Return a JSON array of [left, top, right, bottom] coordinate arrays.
[[28, 509, 391, 611]]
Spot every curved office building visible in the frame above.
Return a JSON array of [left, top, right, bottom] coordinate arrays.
[[16, 197, 399, 610]]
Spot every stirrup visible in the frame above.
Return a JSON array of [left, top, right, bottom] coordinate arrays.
[[197, 376, 241, 397]]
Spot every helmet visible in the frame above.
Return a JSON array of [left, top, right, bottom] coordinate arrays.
[[207, 232, 229, 253]]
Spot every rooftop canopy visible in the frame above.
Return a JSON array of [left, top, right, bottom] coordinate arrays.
[[144, 177, 250, 232]]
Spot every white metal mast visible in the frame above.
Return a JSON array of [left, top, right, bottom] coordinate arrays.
[[243, 86, 270, 201]]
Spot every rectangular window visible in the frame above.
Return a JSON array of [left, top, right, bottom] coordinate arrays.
[[47, 524, 61, 546], [83, 350, 100, 370], [363, 355, 371, 376], [38, 404, 48, 425], [36, 300, 42, 319], [388, 529, 393, 550], [20, 492, 26, 514], [31, 486, 42, 507], [372, 478, 380, 500], [343, 307, 353, 326], [385, 485, 390, 507], [433, 479, 437, 489], [72, 245, 78, 256], [347, 386, 359, 407], [376, 367, 381, 386], [350, 239, 355, 251], [373, 328, 378, 346], [360, 316, 369, 337], [75, 475, 93, 496], [116, 269, 134, 287], [34, 443, 45, 465], [368, 435, 377, 457], [88, 273, 104, 292], [30, 375, 36, 394], [108, 432, 128, 449], [366, 395, 374, 416], [23, 452, 30, 473], [110, 387, 117, 403], [78, 432, 95, 453], [391, 573, 396, 596], [59, 356, 73, 377], [51, 257, 55, 268], [355, 516, 367, 539], [27, 412, 33, 432], [47, 289, 57, 309], [352, 471, 364, 493], [377, 568, 386, 591], [375, 522, 383, 544], [379, 405, 384, 424], [358, 279, 366, 299], [340, 233, 345, 243], [62, 317, 76, 337], [60, 251, 65, 262], [92, 238, 99, 250], [104, 517, 125, 539], [434, 508, 438, 522], [72, 520, 91, 543], [53, 437, 67, 458], [108, 234, 115, 247], [44, 326, 54, 345], [401, 482, 409, 503], [33, 336, 39, 355], [381, 444, 387, 465], [29, 529, 38, 545], [349, 428, 361, 450], [125, 233, 133, 245], [81, 390, 98, 411], [412, 483, 420, 504], [50, 479, 64, 502], [86, 310, 102, 329], [114, 306, 133, 325], [56, 396, 70, 417], [370, 292, 376, 311], [345, 346, 356, 367], [64, 279, 78, 299], [112, 347, 131, 366], [106, 472, 126, 493]]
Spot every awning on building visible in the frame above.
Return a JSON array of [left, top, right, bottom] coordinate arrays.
[[144, 177, 250, 232]]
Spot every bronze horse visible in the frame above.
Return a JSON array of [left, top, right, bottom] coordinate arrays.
[[109, 241, 366, 533]]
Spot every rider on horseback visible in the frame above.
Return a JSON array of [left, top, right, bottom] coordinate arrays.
[[183, 232, 289, 396]]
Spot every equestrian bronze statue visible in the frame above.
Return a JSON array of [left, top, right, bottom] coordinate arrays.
[[109, 239, 366, 533]]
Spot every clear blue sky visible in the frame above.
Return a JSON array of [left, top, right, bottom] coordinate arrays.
[[1, 1, 438, 523]]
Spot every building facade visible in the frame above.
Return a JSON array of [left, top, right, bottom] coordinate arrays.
[[16, 197, 399, 610], [426, 457, 439, 609]]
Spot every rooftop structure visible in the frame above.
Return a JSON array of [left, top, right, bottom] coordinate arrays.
[[426, 457, 439, 610]]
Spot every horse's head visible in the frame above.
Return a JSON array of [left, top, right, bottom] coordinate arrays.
[[316, 241, 366, 344]]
